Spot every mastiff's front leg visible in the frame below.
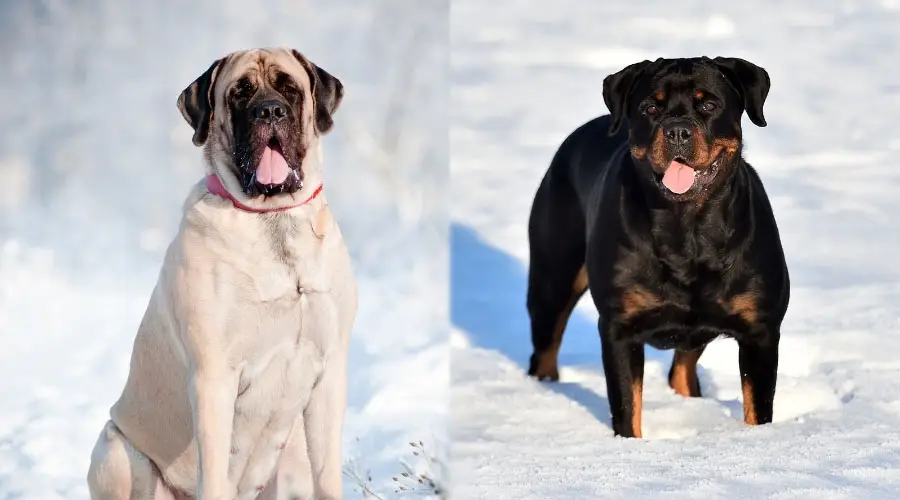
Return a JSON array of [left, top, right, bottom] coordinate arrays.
[[304, 349, 348, 500], [177, 266, 241, 500], [190, 366, 240, 500], [259, 415, 314, 500]]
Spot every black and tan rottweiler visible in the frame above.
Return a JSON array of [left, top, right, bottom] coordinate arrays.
[[526, 57, 789, 438]]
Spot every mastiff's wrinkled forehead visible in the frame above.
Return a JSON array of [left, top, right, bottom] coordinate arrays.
[[178, 48, 343, 198]]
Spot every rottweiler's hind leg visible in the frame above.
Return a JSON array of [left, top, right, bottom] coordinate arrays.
[[526, 168, 587, 382]]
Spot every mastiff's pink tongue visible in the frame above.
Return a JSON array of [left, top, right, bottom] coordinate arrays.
[[256, 145, 291, 185], [661, 160, 696, 194]]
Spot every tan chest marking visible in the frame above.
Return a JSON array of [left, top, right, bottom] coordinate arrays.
[[722, 292, 758, 324], [621, 286, 663, 320]]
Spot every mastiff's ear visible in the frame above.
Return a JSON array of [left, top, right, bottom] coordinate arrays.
[[292, 49, 344, 134], [177, 56, 228, 146], [602, 59, 655, 136], [712, 57, 770, 127]]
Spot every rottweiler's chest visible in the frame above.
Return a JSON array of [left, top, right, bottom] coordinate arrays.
[[604, 249, 761, 349]]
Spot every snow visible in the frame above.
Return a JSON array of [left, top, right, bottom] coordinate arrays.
[[6, 0, 900, 497], [0, 1, 446, 499], [451, 0, 900, 498]]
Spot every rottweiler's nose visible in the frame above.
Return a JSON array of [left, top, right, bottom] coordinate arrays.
[[664, 123, 693, 147], [253, 100, 288, 124]]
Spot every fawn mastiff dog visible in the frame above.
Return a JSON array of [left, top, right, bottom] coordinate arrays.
[[87, 48, 357, 499]]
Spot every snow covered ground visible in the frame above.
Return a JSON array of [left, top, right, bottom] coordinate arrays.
[[7, 0, 900, 498], [0, 1, 446, 498], [451, 0, 900, 498]]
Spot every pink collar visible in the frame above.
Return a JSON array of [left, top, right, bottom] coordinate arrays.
[[205, 174, 323, 213]]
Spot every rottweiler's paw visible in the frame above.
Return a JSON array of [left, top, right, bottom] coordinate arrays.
[[527, 353, 560, 382]]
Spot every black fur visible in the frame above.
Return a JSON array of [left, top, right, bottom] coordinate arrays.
[[228, 71, 307, 198], [177, 57, 227, 146], [292, 50, 344, 134], [526, 57, 789, 438]]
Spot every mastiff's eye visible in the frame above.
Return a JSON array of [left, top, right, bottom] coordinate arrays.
[[699, 101, 718, 114], [231, 79, 255, 102], [274, 73, 301, 99], [280, 83, 301, 99]]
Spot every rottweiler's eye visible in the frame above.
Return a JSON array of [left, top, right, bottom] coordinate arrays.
[[699, 101, 718, 113], [644, 104, 659, 116]]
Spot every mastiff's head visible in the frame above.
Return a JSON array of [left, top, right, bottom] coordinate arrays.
[[178, 48, 343, 206], [603, 56, 769, 202]]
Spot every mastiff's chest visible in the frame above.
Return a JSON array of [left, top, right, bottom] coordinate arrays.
[[226, 257, 340, 497], [226, 318, 326, 498]]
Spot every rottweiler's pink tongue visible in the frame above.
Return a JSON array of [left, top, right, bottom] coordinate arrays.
[[256, 145, 290, 185], [661, 160, 696, 194]]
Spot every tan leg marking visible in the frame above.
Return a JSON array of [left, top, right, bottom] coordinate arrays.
[[631, 378, 644, 438], [534, 266, 590, 376], [742, 374, 759, 425], [669, 349, 702, 397]]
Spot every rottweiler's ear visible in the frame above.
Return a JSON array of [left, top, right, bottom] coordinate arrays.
[[177, 57, 227, 146], [712, 57, 770, 127], [292, 50, 344, 134], [602, 59, 653, 136]]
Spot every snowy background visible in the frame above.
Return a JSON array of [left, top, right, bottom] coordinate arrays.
[[451, 0, 900, 498], [0, 0, 447, 498], [7, 0, 900, 498]]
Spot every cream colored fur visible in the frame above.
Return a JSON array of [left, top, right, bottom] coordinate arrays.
[[87, 49, 356, 500]]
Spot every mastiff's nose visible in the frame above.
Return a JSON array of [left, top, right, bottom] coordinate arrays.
[[252, 100, 288, 124], [663, 120, 693, 148]]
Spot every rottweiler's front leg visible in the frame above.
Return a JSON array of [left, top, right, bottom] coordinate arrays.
[[600, 325, 645, 438], [738, 332, 780, 425]]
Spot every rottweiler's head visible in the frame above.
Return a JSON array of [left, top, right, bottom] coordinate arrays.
[[603, 57, 769, 202]]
